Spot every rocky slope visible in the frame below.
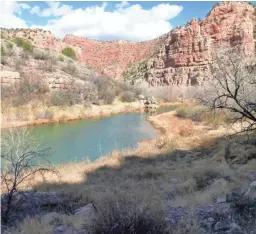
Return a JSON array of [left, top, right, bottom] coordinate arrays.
[[1, 2, 255, 85], [0, 39, 95, 93], [146, 1, 255, 86]]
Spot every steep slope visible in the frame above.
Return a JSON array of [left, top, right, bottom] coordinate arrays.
[[63, 35, 165, 79], [146, 1, 255, 86], [0, 39, 95, 93], [1, 2, 255, 84]]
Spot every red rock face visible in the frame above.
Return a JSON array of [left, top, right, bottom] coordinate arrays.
[[146, 2, 255, 86], [63, 35, 163, 79], [2, 2, 254, 85], [62, 2, 255, 84]]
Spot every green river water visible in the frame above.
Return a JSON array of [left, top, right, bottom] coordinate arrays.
[[26, 106, 176, 165]]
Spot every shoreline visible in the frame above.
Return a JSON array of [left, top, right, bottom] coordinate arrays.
[[1, 101, 184, 129]]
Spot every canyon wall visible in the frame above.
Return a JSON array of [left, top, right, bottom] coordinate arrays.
[[63, 35, 164, 79], [1, 2, 255, 86], [146, 1, 255, 86]]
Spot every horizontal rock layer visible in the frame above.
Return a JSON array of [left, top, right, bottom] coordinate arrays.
[[1, 2, 255, 86]]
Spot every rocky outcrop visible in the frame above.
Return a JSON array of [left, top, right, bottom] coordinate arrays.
[[1, 28, 82, 56], [167, 181, 256, 233], [138, 95, 158, 112], [0, 71, 21, 85], [1, 2, 255, 85], [63, 35, 164, 79], [146, 2, 255, 86]]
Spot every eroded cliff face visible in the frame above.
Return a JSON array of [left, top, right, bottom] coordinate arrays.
[[63, 35, 164, 79], [1, 2, 255, 85], [146, 2, 255, 86]]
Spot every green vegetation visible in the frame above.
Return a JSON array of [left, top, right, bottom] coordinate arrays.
[[1, 45, 6, 56], [123, 60, 148, 85], [62, 47, 76, 58], [59, 55, 64, 62], [13, 37, 34, 52], [6, 41, 13, 49]]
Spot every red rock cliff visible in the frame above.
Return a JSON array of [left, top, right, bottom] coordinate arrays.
[[146, 1, 255, 86], [2, 2, 255, 84], [63, 2, 255, 84], [63, 35, 164, 79]]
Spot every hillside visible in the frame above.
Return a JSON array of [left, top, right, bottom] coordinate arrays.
[[0, 37, 146, 128], [1, 2, 255, 84]]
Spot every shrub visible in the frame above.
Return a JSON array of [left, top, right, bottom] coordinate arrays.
[[50, 90, 81, 106], [75, 81, 99, 104], [1, 85, 15, 99], [62, 47, 76, 58], [93, 77, 116, 104], [123, 60, 148, 85], [13, 37, 33, 52], [33, 50, 49, 60], [176, 105, 205, 122], [62, 62, 78, 76], [15, 59, 22, 70], [1, 128, 57, 224], [59, 55, 64, 62], [13, 75, 49, 105], [88, 192, 168, 234], [6, 41, 13, 49], [39, 60, 56, 72], [1, 56, 7, 65], [121, 91, 136, 102], [49, 55, 58, 65], [193, 170, 222, 190], [176, 105, 228, 126], [20, 51, 30, 60], [1, 45, 6, 56]]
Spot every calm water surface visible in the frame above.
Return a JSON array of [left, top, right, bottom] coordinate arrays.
[[28, 106, 176, 164]]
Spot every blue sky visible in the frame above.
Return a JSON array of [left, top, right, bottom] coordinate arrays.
[[0, 1, 253, 41]]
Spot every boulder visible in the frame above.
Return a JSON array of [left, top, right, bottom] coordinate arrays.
[[244, 181, 256, 200], [54, 226, 78, 234], [75, 203, 97, 217], [138, 94, 145, 100]]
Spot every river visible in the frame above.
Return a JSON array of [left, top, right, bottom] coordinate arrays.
[[28, 106, 175, 164]]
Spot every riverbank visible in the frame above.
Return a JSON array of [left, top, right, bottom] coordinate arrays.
[[23, 109, 255, 187], [1, 101, 185, 129], [3, 107, 256, 234]]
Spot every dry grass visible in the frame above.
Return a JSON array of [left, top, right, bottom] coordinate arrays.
[[14, 111, 254, 202], [176, 104, 228, 127], [1, 101, 145, 129], [3, 109, 256, 233]]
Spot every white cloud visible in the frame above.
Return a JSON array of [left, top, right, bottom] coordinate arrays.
[[31, 1, 183, 41], [30, 2, 73, 17], [116, 1, 130, 9], [0, 1, 29, 28], [30, 6, 41, 15]]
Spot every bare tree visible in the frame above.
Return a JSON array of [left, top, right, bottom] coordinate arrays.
[[200, 47, 256, 134], [1, 128, 58, 224]]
